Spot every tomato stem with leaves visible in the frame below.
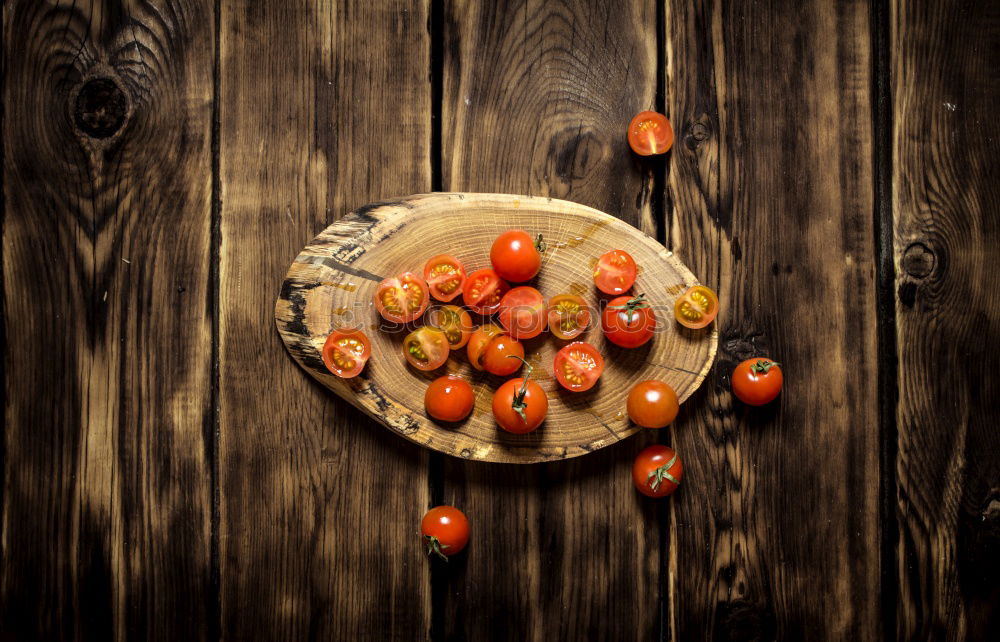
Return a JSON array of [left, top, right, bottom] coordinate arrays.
[[535, 234, 546, 253], [750, 359, 780, 374], [507, 355, 534, 423], [646, 452, 680, 492], [608, 293, 649, 323], [425, 535, 451, 562]]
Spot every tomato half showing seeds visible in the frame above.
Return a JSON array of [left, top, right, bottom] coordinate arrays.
[[674, 285, 719, 329], [490, 229, 543, 282], [632, 445, 684, 498], [593, 249, 637, 295], [554, 341, 604, 392], [627, 380, 679, 428], [423, 254, 467, 302], [627, 110, 674, 156], [547, 294, 590, 340], [602, 294, 656, 348], [374, 271, 430, 323], [425, 375, 475, 422], [731, 358, 783, 406], [427, 305, 474, 349], [498, 286, 547, 339], [421, 505, 469, 560], [321, 328, 371, 378], [402, 326, 450, 371], [462, 268, 510, 315], [492, 360, 548, 433]]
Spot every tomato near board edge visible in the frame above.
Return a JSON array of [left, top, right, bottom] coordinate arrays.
[[402, 326, 450, 371], [321, 328, 371, 378], [424, 375, 475, 422]]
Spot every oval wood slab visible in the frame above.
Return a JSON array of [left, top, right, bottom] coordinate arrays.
[[275, 193, 717, 463]]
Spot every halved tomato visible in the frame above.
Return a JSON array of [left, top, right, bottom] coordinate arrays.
[[466, 324, 505, 370], [423, 254, 466, 302], [402, 326, 450, 371], [553, 341, 604, 392], [547, 294, 590, 340], [321, 328, 371, 378], [674, 285, 719, 329], [497, 286, 547, 339], [593, 249, 637, 295], [374, 272, 430, 323], [427, 305, 474, 349], [462, 268, 510, 315]]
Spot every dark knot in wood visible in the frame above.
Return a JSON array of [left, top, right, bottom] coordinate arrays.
[[73, 78, 128, 139], [902, 241, 935, 278]]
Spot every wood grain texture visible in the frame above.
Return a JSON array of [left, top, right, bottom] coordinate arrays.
[[217, 2, 433, 639], [892, 0, 1000, 638], [1, 1, 214, 639], [438, 1, 664, 638], [665, 0, 881, 639]]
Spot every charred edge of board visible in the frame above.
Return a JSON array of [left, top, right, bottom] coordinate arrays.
[[298, 255, 384, 283], [351, 199, 415, 224], [328, 218, 412, 265], [279, 278, 324, 301], [293, 340, 326, 373], [284, 288, 310, 337]]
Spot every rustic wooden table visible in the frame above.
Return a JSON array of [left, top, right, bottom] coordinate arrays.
[[3, 1, 997, 640]]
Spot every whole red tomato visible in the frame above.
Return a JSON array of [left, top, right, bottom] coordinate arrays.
[[421, 506, 469, 560], [490, 230, 542, 282], [731, 358, 783, 405], [424, 375, 474, 422], [492, 361, 548, 433], [602, 294, 656, 348], [632, 445, 683, 498]]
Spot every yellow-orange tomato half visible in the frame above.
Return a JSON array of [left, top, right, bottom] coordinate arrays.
[[674, 285, 719, 329]]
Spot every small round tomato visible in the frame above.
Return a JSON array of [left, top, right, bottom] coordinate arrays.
[[402, 326, 450, 371], [627, 380, 679, 428], [593, 249, 637, 295], [490, 230, 542, 282], [462, 268, 510, 315], [731, 358, 783, 406], [627, 110, 674, 156], [602, 294, 656, 348], [492, 364, 548, 433], [374, 271, 430, 323], [632, 445, 683, 498], [421, 506, 469, 560], [497, 286, 547, 339], [427, 305, 474, 349], [423, 254, 466, 302], [554, 341, 604, 392], [425, 375, 474, 422], [321, 328, 371, 378], [547, 294, 590, 340], [674, 285, 719, 329], [466, 324, 504, 370], [480, 334, 524, 376]]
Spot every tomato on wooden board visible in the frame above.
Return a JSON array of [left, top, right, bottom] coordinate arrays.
[[497, 286, 547, 339], [480, 334, 524, 376], [466, 324, 504, 370], [421, 506, 469, 560], [731, 358, 783, 406], [593, 249, 637, 295], [632, 445, 683, 498], [547, 294, 590, 340], [423, 254, 467, 302], [424, 375, 474, 422], [462, 268, 510, 315], [490, 229, 543, 282], [402, 326, 450, 371], [674, 285, 719, 329], [627, 380, 679, 428], [492, 359, 548, 433], [602, 294, 656, 348], [374, 271, 430, 323], [627, 110, 674, 156], [321, 328, 371, 378], [553, 341, 604, 392], [427, 305, 474, 349]]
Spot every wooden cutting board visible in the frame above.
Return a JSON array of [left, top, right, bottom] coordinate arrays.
[[275, 193, 717, 463]]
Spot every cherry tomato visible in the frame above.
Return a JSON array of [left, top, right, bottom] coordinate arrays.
[[553, 341, 604, 392], [424, 375, 474, 422], [374, 271, 430, 323], [627, 380, 679, 428], [731, 358, 783, 406], [593, 249, 637, 295], [423, 254, 467, 302], [427, 305, 474, 349], [547, 294, 590, 340], [492, 361, 547, 433], [632, 445, 683, 498], [402, 326, 449, 371], [421, 505, 469, 560], [466, 324, 504, 370], [480, 334, 525, 376], [627, 110, 674, 156], [602, 294, 656, 348], [674, 285, 719, 329], [490, 230, 542, 282], [497, 286, 547, 339], [321, 328, 371, 378], [462, 268, 510, 315]]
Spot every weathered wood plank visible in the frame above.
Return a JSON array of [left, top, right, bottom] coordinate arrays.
[[892, 0, 1000, 637], [665, 0, 881, 638], [217, 2, 433, 639], [1, 1, 214, 639], [439, 1, 662, 638]]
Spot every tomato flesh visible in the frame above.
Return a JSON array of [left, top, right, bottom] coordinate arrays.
[[731, 358, 783, 405], [627, 111, 674, 156], [424, 254, 466, 302], [547, 294, 590, 340], [321, 329, 371, 378], [593, 249, 637, 295], [403, 326, 450, 371], [674, 285, 719, 329], [490, 229, 542, 282], [425, 375, 475, 422], [375, 271, 430, 323], [627, 380, 679, 428], [602, 294, 656, 348], [462, 268, 510, 315], [554, 341, 604, 392], [427, 305, 474, 349], [492, 377, 548, 433], [498, 286, 547, 339], [632, 445, 683, 498], [421, 506, 469, 559]]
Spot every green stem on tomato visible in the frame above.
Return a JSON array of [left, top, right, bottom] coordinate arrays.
[[425, 535, 450, 562], [607, 293, 649, 324], [646, 452, 680, 492], [750, 359, 780, 374], [507, 355, 534, 423]]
